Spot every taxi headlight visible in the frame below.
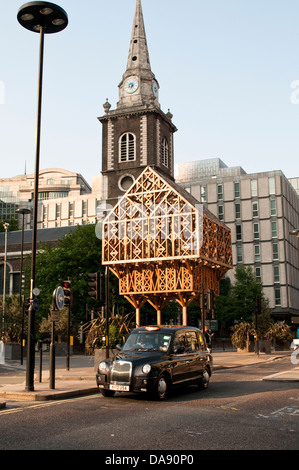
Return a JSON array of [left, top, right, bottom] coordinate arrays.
[[142, 364, 151, 374], [98, 361, 109, 374]]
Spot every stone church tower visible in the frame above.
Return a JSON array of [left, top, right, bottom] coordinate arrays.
[[98, 0, 177, 207]]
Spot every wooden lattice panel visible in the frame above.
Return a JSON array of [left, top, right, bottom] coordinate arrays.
[[113, 262, 222, 298], [102, 166, 233, 316], [103, 167, 202, 265]]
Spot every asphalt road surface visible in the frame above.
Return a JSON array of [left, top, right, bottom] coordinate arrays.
[[0, 357, 298, 452]]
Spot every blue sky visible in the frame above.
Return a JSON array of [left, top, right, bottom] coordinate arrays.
[[1, 0, 299, 186]]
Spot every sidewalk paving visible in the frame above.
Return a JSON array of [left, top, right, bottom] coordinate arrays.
[[0, 350, 298, 408]]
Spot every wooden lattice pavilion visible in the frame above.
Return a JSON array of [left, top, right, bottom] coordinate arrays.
[[102, 166, 233, 326]]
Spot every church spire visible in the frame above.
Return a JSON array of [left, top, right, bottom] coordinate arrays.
[[117, 0, 159, 109], [127, 0, 151, 73]]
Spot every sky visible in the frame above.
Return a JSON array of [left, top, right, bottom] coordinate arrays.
[[1, 0, 299, 187]]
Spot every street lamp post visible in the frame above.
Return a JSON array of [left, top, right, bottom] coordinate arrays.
[[2, 223, 9, 335], [16, 206, 31, 364], [17, 1, 68, 391]]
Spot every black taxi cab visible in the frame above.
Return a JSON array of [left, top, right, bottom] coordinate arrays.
[[96, 325, 213, 400]]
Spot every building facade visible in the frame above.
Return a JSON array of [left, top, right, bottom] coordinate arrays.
[[175, 158, 299, 322]]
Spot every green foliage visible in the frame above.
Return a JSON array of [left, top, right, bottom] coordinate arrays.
[[84, 309, 135, 354], [23, 224, 104, 324], [215, 265, 266, 329], [231, 320, 292, 350], [0, 296, 25, 343], [39, 308, 70, 341], [230, 265, 263, 321], [265, 322, 293, 345], [0, 218, 19, 232]]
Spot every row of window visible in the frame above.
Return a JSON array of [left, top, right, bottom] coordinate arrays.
[[215, 178, 276, 201], [199, 178, 276, 203], [218, 200, 276, 221], [236, 242, 279, 264], [30, 179, 73, 186], [43, 200, 89, 221], [120, 132, 169, 167], [234, 221, 278, 241]]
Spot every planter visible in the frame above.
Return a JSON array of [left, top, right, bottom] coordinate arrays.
[[237, 342, 255, 353], [5, 343, 23, 360], [94, 348, 118, 371], [258, 340, 272, 354], [273, 341, 291, 351]]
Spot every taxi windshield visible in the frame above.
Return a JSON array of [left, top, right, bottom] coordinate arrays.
[[123, 331, 172, 352]]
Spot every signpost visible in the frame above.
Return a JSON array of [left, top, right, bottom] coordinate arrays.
[[50, 286, 64, 389]]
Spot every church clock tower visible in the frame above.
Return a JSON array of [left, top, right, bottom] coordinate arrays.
[[98, 0, 177, 207]]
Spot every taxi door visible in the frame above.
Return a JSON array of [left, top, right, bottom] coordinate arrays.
[[170, 331, 194, 384]]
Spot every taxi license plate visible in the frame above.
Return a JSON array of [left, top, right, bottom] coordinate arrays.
[[109, 384, 130, 391]]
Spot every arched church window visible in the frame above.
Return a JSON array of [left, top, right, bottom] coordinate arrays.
[[161, 137, 169, 168], [119, 133, 136, 162]]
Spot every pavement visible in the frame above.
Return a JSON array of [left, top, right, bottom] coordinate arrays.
[[0, 349, 298, 408]]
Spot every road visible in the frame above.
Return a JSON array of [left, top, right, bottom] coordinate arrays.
[[0, 357, 298, 452]]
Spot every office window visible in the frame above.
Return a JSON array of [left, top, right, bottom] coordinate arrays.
[[236, 224, 242, 241], [69, 202, 74, 218], [218, 205, 224, 221], [43, 205, 48, 221], [270, 199, 276, 216], [272, 221, 278, 238], [56, 203, 61, 219], [274, 266, 280, 283], [235, 203, 241, 219], [253, 223, 259, 240], [237, 245, 243, 263], [269, 177, 275, 195], [254, 245, 261, 262], [82, 200, 87, 216], [255, 267, 261, 282], [252, 202, 259, 218], [273, 243, 279, 260], [12, 272, 20, 295], [275, 288, 281, 306], [200, 186, 206, 202], [234, 182, 240, 198], [217, 184, 223, 201], [251, 180, 257, 197]]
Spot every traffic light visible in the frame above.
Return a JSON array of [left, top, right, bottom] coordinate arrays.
[[61, 280, 72, 306], [87, 272, 101, 300]]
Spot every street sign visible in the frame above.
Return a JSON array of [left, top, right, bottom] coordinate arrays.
[[52, 286, 64, 311], [50, 310, 60, 322]]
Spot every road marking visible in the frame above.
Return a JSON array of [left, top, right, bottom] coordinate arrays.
[[0, 394, 100, 416]]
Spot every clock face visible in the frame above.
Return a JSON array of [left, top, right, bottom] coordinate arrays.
[[152, 81, 159, 98], [124, 77, 139, 94]]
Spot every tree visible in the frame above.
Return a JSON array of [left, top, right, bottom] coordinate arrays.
[[0, 217, 19, 232], [230, 265, 264, 322], [215, 265, 268, 333], [0, 295, 26, 343], [23, 224, 104, 325]]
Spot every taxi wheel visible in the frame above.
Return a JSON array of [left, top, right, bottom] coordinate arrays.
[[100, 389, 115, 398], [198, 368, 210, 390], [152, 374, 169, 401]]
